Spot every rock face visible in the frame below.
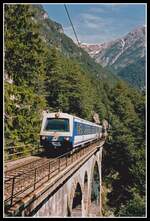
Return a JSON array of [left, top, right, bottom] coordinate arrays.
[[81, 26, 145, 69], [81, 26, 146, 89], [92, 111, 100, 124], [33, 5, 64, 34]]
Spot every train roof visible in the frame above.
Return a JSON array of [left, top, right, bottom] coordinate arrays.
[[42, 112, 71, 119], [42, 112, 102, 127]]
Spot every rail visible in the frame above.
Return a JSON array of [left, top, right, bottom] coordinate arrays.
[[4, 140, 103, 208]]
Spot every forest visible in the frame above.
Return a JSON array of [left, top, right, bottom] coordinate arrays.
[[4, 5, 146, 217]]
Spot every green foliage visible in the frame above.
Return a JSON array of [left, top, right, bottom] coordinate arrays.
[[117, 190, 145, 217], [118, 57, 145, 89], [4, 5, 47, 149], [44, 47, 98, 120], [102, 81, 145, 216], [5, 82, 46, 147], [5, 5, 46, 89], [31, 5, 118, 88]]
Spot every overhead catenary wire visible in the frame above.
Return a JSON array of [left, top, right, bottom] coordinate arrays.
[[64, 4, 80, 47]]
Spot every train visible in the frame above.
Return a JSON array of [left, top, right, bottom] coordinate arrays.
[[40, 112, 103, 152]]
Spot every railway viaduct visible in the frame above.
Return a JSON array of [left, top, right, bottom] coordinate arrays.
[[5, 140, 105, 217]]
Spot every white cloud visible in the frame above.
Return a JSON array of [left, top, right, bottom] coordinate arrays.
[[79, 12, 114, 32], [63, 5, 145, 44], [88, 7, 108, 14], [88, 5, 118, 14], [64, 24, 119, 44], [63, 6, 115, 43], [81, 13, 100, 21]]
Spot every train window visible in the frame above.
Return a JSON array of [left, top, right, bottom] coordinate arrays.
[[77, 123, 86, 135], [76, 123, 101, 135], [44, 118, 69, 132], [80, 124, 82, 135], [81, 124, 84, 135], [77, 123, 81, 135]]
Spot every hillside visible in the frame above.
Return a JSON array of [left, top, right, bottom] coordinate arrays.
[[30, 4, 119, 86], [81, 26, 146, 89], [118, 56, 145, 89]]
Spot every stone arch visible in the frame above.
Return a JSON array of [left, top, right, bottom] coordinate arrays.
[[68, 178, 84, 216], [91, 161, 100, 203], [71, 182, 83, 217], [88, 157, 101, 216], [90, 157, 101, 188]]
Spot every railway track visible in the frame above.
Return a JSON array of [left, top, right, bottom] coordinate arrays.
[[4, 140, 104, 207], [5, 157, 51, 178], [4, 151, 75, 206], [4, 149, 64, 177], [4, 152, 61, 202]]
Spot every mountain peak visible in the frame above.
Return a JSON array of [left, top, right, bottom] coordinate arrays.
[[81, 26, 145, 65], [81, 26, 146, 89]]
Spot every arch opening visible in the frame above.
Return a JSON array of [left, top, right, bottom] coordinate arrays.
[[84, 171, 88, 189], [90, 161, 100, 216], [72, 183, 82, 217]]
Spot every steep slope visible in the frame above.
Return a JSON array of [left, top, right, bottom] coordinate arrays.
[[31, 4, 119, 86], [81, 26, 146, 89], [118, 56, 145, 90]]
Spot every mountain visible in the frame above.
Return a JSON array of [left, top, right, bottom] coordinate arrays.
[[30, 4, 119, 86], [81, 26, 146, 89]]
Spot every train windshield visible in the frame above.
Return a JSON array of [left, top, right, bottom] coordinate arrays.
[[44, 118, 69, 132]]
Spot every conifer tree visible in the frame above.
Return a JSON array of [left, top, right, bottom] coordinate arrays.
[[4, 5, 47, 147]]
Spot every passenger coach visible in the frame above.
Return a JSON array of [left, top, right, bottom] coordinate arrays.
[[40, 112, 102, 152]]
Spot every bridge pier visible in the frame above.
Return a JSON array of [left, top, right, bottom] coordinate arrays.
[[82, 189, 88, 216]]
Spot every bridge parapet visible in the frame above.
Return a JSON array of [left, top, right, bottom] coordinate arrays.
[[5, 140, 105, 217]]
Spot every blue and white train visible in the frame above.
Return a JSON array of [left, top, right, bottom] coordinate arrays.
[[40, 112, 103, 152]]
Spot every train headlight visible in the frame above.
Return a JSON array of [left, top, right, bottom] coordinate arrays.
[[41, 136, 46, 140], [64, 137, 70, 141]]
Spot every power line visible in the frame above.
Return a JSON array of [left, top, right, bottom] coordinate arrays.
[[64, 4, 80, 47]]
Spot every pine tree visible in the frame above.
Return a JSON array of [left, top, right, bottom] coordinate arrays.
[[102, 82, 145, 215], [4, 5, 47, 148]]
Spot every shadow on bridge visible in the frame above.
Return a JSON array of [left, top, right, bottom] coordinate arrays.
[[33, 149, 66, 158]]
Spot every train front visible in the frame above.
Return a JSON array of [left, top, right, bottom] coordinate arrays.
[[40, 112, 73, 152]]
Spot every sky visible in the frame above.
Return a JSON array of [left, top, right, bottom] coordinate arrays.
[[42, 3, 146, 44]]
